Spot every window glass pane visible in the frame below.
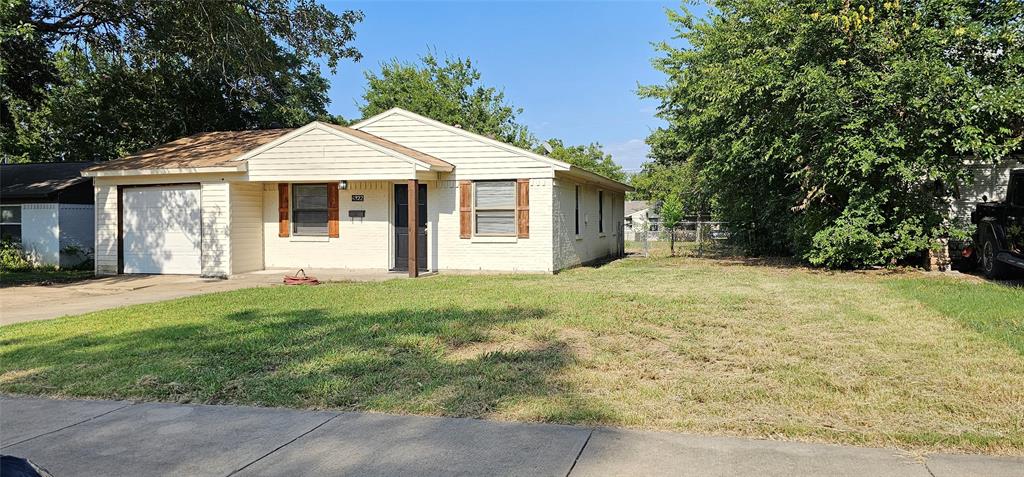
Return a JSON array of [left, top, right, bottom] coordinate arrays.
[[475, 181, 515, 209], [294, 184, 328, 209], [476, 211, 515, 235], [0, 224, 21, 242], [293, 210, 329, 235], [1, 206, 21, 224]]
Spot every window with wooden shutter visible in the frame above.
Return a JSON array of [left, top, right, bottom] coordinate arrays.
[[474, 180, 516, 236], [278, 183, 290, 237], [459, 181, 472, 238], [517, 179, 529, 238], [327, 182, 339, 238], [292, 184, 329, 236]]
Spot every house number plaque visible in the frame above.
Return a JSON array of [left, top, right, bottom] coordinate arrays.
[[351, 194, 365, 202]]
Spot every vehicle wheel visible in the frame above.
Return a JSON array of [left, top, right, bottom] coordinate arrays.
[[980, 237, 1009, 279]]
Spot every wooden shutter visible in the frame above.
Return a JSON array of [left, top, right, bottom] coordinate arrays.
[[459, 180, 472, 239], [278, 183, 290, 237], [517, 179, 529, 238], [327, 182, 339, 238]]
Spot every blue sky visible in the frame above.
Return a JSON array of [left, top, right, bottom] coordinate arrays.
[[321, 1, 705, 171]]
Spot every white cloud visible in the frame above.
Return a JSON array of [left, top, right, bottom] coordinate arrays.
[[604, 138, 650, 171]]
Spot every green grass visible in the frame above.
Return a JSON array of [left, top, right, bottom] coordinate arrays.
[[2, 251, 1023, 454], [1, 268, 94, 287]]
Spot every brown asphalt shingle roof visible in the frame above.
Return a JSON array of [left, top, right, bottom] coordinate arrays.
[[85, 129, 294, 172], [85, 123, 453, 173]]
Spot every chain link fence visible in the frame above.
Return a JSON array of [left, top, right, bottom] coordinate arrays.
[[628, 220, 746, 257]]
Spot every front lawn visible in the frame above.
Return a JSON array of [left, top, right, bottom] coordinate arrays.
[[1, 253, 1022, 454]]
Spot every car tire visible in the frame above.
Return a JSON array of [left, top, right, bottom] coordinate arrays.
[[980, 236, 1009, 279]]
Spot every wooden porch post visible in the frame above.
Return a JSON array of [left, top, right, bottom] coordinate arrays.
[[407, 179, 418, 277]]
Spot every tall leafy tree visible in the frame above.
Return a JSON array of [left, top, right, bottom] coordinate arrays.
[[536, 138, 626, 181], [360, 52, 534, 148], [641, 0, 1023, 268], [1, 0, 364, 162]]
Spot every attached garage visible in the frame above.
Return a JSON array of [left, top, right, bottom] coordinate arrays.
[[121, 185, 202, 274]]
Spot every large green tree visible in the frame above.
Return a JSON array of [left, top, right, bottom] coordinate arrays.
[[641, 0, 1023, 268], [536, 138, 626, 181], [1, 0, 363, 162], [360, 52, 534, 148]]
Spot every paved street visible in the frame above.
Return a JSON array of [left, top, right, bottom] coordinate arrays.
[[1, 396, 1021, 476]]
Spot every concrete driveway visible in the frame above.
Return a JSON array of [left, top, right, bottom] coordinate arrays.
[[2, 396, 1021, 477], [0, 269, 403, 326]]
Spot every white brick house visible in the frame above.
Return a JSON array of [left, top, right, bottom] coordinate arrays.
[[82, 108, 631, 277]]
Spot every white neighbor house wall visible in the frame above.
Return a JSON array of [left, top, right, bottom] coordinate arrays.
[[20, 204, 59, 266], [58, 204, 94, 267], [10, 203, 94, 268], [951, 158, 1022, 221]]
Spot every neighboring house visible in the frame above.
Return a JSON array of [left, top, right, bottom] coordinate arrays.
[[82, 108, 631, 277], [950, 157, 1023, 222], [624, 200, 660, 241], [1, 162, 95, 267]]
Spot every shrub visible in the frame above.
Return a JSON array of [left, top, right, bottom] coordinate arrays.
[[1, 241, 33, 272]]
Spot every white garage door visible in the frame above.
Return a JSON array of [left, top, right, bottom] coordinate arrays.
[[123, 185, 202, 274]]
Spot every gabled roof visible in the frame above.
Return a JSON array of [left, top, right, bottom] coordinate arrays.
[[84, 129, 292, 174], [625, 200, 650, 216], [82, 122, 454, 176], [1, 162, 95, 199], [352, 107, 633, 192], [352, 107, 573, 170]]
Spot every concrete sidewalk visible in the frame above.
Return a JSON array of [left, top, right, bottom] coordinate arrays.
[[1, 396, 1020, 477]]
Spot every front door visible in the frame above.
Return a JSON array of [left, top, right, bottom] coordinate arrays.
[[394, 183, 427, 271]]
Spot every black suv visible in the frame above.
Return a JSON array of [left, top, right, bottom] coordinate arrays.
[[969, 169, 1024, 278]]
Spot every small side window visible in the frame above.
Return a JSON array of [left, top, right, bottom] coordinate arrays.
[[0, 205, 22, 243], [575, 185, 580, 235]]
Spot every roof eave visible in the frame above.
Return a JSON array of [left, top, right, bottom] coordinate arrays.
[[560, 166, 634, 192], [82, 163, 247, 177]]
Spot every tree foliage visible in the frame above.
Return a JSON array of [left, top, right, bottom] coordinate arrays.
[[537, 138, 626, 181], [1, 0, 363, 162], [360, 52, 534, 148], [641, 0, 1024, 268]]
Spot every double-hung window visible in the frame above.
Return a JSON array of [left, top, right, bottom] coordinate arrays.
[[292, 184, 329, 236], [474, 181, 517, 236], [598, 191, 605, 234], [0, 205, 21, 243]]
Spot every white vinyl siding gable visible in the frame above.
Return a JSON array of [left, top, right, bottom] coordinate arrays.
[[357, 113, 555, 180], [244, 128, 417, 181]]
